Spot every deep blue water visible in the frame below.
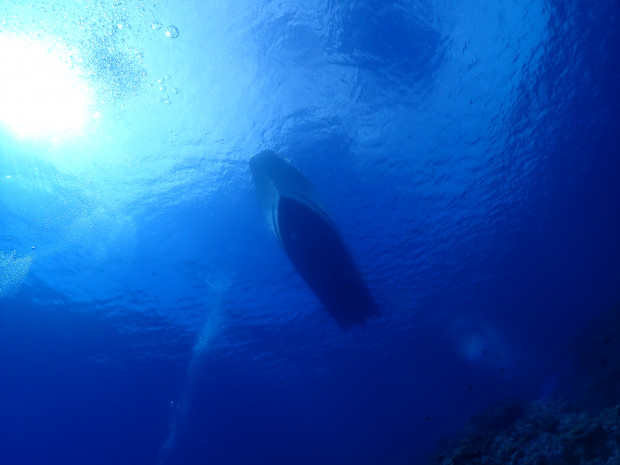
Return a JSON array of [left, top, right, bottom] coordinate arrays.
[[0, 1, 619, 464]]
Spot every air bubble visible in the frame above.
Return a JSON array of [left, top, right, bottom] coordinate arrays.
[[206, 272, 233, 291], [0, 251, 33, 298], [165, 25, 179, 39], [164, 74, 171, 80], [159, 85, 166, 92], [151, 21, 162, 30]]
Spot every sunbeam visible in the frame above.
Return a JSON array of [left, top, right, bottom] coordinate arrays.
[[0, 34, 93, 141]]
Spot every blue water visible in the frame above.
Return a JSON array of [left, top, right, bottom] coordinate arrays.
[[1, 1, 619, 464]]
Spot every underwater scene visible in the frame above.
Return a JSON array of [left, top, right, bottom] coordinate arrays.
[[0, 1, 619, 464]]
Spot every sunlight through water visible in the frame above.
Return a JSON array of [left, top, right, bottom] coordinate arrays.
[[0, 34, 93, 141]]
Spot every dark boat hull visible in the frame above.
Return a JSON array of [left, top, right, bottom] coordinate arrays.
[[250, 151, 377, 329]]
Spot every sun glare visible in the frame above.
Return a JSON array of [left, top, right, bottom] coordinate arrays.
[[0, 34, 92, 140]]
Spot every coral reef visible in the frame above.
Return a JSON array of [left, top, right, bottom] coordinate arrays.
[[428, 401, 620, 465]]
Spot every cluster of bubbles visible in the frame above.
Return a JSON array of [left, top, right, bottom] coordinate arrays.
[[0, 250, 34, 299], [149, 73, 179, 105], [147, 21, 181, 105], [205, 271, 234, 292], [151, 21, 179, 39]]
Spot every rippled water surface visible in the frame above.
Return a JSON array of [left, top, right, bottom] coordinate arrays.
[[1, 1, 619, 464]]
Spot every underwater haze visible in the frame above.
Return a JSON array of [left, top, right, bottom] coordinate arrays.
[[1, 1, 619, 464]]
